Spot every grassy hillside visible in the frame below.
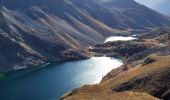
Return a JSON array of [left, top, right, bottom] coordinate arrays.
[[61, 54, 170, 100], [61, 85, 160, 100]]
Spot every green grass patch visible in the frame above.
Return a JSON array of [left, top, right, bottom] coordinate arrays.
[[0, 72, 5, 79]]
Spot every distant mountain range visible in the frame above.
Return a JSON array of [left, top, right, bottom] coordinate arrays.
[[0, 0, 170, 71]]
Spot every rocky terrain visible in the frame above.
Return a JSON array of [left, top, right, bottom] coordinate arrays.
[[62, 28, 170, 100], [0, 0, 170, 99], [1, 0, 170, 72], [89, 28, 170, 64], [97, 0, 170, 29], [0, 0, 123, 72]]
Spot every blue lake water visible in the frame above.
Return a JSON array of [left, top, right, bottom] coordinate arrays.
[[0, 57, 122, 100], [105, 36, 137, 43]]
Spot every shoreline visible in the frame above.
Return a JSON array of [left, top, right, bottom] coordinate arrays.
[[61, 28, 170, 99]]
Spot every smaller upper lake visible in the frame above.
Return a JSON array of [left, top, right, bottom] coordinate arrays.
[[105, 36, 137, 43]]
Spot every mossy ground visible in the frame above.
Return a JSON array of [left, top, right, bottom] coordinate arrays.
[[0, 72, 5, 79]]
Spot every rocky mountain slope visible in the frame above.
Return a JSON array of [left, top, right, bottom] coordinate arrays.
[[97, 0, 170, 29], [0, 0, 123, 71], [62, 28, 170, 100], [0, 0, 170, 71]]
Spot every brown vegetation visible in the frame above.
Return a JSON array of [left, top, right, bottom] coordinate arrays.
[[62, 55, 170, 100], [61, 85, 160, 100]]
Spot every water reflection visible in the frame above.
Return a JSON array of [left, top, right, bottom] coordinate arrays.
[[0, 57, 123, 100]]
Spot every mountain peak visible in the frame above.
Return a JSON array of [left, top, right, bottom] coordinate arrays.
[[99, 0, 141, 8]]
